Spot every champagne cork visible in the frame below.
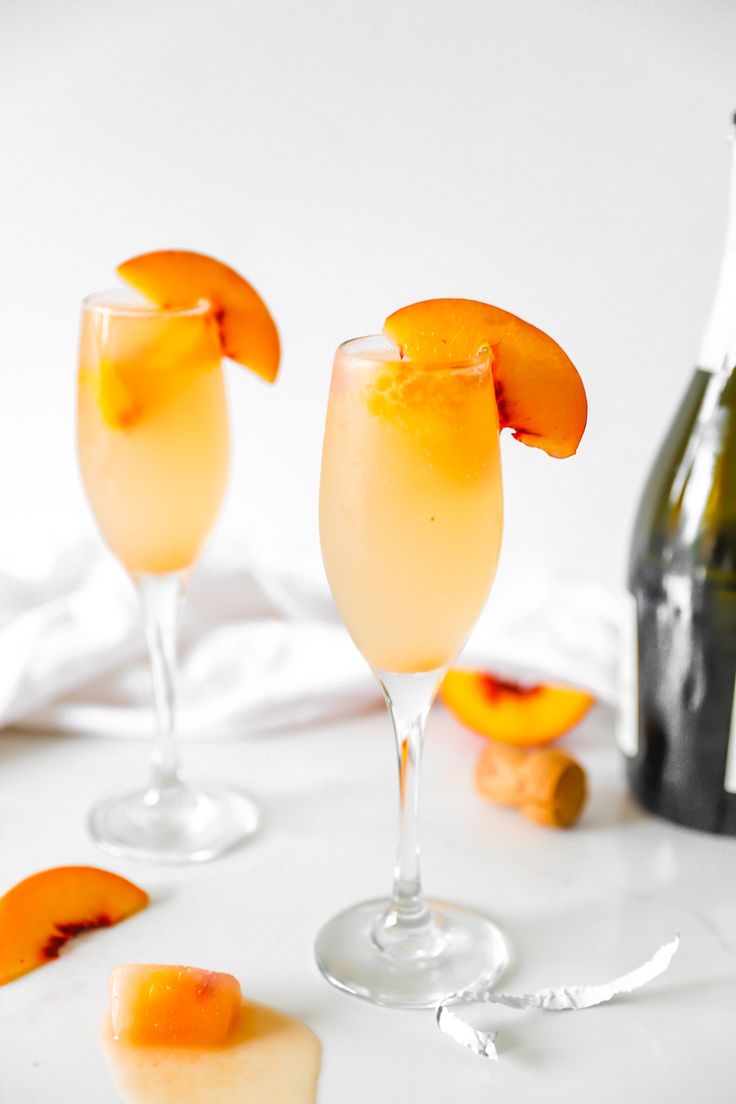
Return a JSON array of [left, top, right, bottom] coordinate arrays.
[[474, 742, 587, 828]]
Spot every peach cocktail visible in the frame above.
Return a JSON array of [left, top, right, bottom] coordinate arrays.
[[320, 338, 503, 673], [316, 299, 586, 1007], [77, 293, 229, 574], [77, 251, 279, 863]]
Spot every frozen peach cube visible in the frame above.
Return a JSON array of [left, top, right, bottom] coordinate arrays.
[[95, 358, 141, 429], [110, 965, 242, 1046]]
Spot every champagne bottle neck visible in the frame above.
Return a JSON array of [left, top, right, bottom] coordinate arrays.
[[699, 131, 736, 374]]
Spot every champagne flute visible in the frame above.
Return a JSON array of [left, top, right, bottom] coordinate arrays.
[[76, 288, 258, 862], [316, 334, 508, 1007]]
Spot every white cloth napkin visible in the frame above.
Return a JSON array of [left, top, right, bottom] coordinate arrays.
[[0, 540, 624, 739]]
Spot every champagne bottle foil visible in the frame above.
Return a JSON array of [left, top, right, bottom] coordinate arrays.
[[436, 935, 679, 1060]]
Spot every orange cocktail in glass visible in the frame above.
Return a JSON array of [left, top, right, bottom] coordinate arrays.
[[76, 248, 281, 864], [315, 300, 586, 1007], [320, 336, 503, 673], [78, 292, 229, 574]]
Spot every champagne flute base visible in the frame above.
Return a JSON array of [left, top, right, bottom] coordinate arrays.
[[315, 897, 508, 1008], [87, 782, 259, 864]]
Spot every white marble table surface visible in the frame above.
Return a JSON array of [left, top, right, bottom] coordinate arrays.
[[1, 704, 734, 1102]]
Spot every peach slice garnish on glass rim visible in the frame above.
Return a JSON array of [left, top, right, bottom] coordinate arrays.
[[441, 671, 594, 747], [117, 249, 281, 383], [0, 866, 148, 985], [110, 965, 242, 1046], [384, 298, 587, 458]]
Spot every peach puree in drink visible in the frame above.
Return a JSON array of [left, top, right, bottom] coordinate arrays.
[[320, 341, 503, 673], [77, 294, 229, 574]]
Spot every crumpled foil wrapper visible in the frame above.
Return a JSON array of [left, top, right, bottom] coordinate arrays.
[[436, 935, 680, 1060]]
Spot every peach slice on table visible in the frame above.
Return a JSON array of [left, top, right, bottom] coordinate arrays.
[[441, 671, 594, 746], [384, 298, 587, 458], [117, 249, 281, 383], [110, 965, 242, 1046], [0, 866, 148, 986]]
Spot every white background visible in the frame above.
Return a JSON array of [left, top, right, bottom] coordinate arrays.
[[3, 0, 736, 595]]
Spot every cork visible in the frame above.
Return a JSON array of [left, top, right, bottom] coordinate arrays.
[[474, 742, 587, 828]]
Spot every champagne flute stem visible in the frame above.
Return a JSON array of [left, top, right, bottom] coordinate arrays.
[[136, 573, 186, 798], [375, 668, 444, 955]]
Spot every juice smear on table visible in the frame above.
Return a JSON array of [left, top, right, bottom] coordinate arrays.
[[77, 295, 229, 574], [101, 1000, 321, 1103], [320, 343, 503, 673]]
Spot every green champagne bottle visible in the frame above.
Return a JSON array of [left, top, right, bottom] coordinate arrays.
[[627, 115, 736, 834]]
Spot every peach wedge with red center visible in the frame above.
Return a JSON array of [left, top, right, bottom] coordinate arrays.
[[441, 671, 594, 747], [0, 866, 148, 985], [384, 298, 587, 458], [117, 250, 280, 383], [110, 965, 242, 1046]]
